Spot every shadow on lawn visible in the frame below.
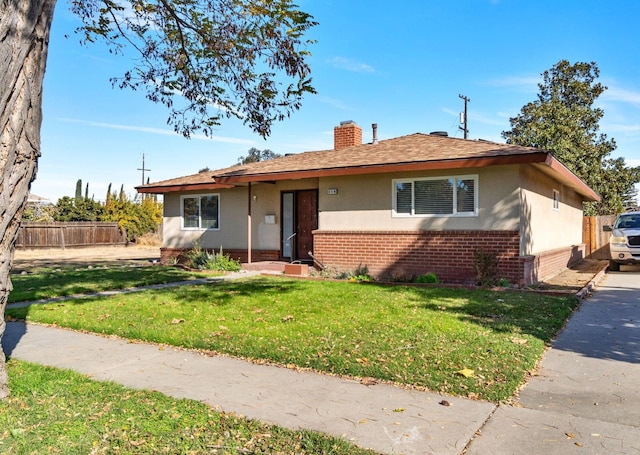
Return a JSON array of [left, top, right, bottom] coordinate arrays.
[[160, 277, 305, 307], [386, 285, 579, 342]]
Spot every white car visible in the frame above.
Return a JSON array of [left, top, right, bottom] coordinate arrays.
[[607, 211, 640, 271]]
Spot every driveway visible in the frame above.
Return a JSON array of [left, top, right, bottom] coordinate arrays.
[[466, 267, 640, 454]]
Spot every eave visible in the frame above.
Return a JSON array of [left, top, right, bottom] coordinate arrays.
[[137, 182, 235, 194], [136, 151, 599, 202]]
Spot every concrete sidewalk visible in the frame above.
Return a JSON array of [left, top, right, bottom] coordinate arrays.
[[3, 321, 494, 455], [4, 269, 640, 454], [466, 271, 640, 455]]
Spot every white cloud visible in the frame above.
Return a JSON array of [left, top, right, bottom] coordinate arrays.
[[603, 87, 640, 105], [58, 118, 255, 144], [327, 57, 375, 73], [604, 123, 640, 134], [317, 95, 354, 111], [486, 75, 540, 91]]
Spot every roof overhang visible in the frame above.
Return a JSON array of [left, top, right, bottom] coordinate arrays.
[[538, 154, 600, 201], [137, 182, 235, 194], [136, 151, 599, 202]]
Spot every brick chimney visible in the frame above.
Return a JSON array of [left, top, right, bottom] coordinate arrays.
[[334, 121, 362, 150]]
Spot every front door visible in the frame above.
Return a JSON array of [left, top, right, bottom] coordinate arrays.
[[281, 190, 318, 261]]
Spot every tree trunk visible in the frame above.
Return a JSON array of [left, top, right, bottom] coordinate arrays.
[[0, 0, 56, 398]]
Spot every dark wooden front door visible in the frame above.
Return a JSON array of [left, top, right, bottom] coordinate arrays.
[[281, 190, 318, 261], [296, 190, 317, 261]]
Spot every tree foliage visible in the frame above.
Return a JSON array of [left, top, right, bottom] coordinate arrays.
[[21, 180, 162, 243], [1, 0, 315, 398], [70, 0, 317, 138], [502, 60, 640, 215], [21, 202, 56, 222], [101, 188, 163, 242], [238, 147, 282, 164], [55, 196, 104, 222]]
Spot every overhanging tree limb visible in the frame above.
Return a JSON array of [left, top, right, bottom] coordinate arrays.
[[0, 0, 316, 398]]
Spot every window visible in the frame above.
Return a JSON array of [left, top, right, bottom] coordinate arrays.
[[553, 189, 560, 211], [181, 194, 220, 229], [393, 175, 477, 217]]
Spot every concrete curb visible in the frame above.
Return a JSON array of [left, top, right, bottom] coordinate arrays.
[[574, 263, 609, 299]]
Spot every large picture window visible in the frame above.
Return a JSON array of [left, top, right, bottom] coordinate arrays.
[[181, 194, 220, 229], [392, 175, 477, 217]]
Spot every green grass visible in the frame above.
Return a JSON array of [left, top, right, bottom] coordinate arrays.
[[8, 277, 579, 402], [9, 265, 208, 303], [0, 360, 376, 454]]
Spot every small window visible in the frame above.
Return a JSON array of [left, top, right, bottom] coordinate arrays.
[[181, 194, 220, 229], [393, 175, 478, 217], [553, 189, 560, 211]]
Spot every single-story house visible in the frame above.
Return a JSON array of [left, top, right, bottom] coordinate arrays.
[[137, 121, 599, 285]]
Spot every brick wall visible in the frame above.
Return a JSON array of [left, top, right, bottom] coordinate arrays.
[[160, 232, 584, 286], [313, 230, 524, 285], [334, 122, 362, 150], [522, 244, 586, 284]]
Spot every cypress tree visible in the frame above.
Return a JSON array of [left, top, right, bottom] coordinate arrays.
[[74, 179, 82, 203]]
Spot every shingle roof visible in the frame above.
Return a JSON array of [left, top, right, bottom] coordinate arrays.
[[137, 132, 599, 201]]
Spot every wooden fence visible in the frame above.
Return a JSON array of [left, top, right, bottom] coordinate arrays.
[[583, 215, 616, 260], [15, 222, 126, 249]]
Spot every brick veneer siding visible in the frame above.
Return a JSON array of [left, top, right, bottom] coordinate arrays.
[[160, 248, 279, 265], [521, 244, 586, 284], [313, 230, 523, 285], [313, 230, 585, 286]]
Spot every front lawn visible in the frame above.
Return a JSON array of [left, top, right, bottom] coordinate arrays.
[[9, 265, 207, 303], [0, 360, 375, 454], [8, 277, 579, 402]]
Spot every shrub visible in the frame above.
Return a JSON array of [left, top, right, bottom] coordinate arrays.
[[415, 273, 439, 284], [473, 249, 499, 286], [186, 245, 241, 271], [348, 264, 373, 282], [312, 266, 350, 280]]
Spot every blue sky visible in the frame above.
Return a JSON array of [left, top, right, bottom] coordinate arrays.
[[33, 0, 640, 203]]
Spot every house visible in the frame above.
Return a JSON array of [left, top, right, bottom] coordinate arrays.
[[137, 121, 599, 285], [27, 193, 52, 204]]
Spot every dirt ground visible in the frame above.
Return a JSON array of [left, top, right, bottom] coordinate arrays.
[[12, 246, 609, 291], [535, 258, 609, 291], [12, 245, 161, 272]]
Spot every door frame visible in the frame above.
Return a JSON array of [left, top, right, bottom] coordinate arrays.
[[280, 189, 318, 262]]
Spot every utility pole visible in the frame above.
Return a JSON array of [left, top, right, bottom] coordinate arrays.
[[137, 153, 151, 186], [458, 94, 470, 139]]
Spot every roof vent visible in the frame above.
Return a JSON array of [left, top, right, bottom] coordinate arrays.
[[372, 123, 378, 145], [430, 131, 448, 137]]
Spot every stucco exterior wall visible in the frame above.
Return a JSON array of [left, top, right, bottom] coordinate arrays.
[[161, 179, 318, 251], [318, 166, 521, 231], [159, 163, 588, 285], [519, 165, 585, 256]]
